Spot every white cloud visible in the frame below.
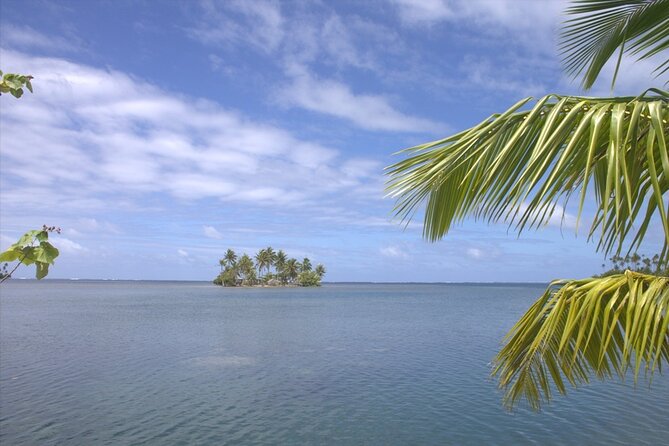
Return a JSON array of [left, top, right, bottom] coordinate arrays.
[[187, 2, 441, 133], [0, 24, 80, 53], [73, 218, 122, 234], [517, 202, 578, 231], [0, 234, 16, 250], [548, 207, 578, 231], [187, 0, 284, 53], [190, 2, 384, 71], [178, 249, 190, 257], [278, 67, 442, 133], [319, 15, 373, 70], [391, 0, 564, 58], [392, 1, 563, 33], [203, 225, 223, 239], [564, 55, 667, 97], [52, 237, 87, 254], [392, 0, 453, 23], [342, 159, 383, 179], [380, 245, 409, 259], [466, 247, 484, 259], [459, 56, 547, 97], [0, 50, 382, 213]]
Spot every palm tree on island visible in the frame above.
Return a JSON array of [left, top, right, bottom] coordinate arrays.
[[254, 249, 269, 278], [223, 249, 237, 268], [215, 248, 324, 287], [285, 258, 300, 284], [237, 254, 255, 285], [275, 250, 288, 284], [265, 247, 277, 273]]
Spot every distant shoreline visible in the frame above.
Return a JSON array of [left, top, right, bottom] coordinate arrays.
[[4, 278, 550, 286], [222, 284, 302, 288]]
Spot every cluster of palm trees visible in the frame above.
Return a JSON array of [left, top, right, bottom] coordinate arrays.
[[599, 253, 668, 277], [215, 247, 325, 287]]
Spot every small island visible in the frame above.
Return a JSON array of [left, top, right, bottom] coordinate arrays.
[[214, 247, 325, 287]]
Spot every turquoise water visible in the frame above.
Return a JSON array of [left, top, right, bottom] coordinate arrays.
[[1, 281, 667, 445]]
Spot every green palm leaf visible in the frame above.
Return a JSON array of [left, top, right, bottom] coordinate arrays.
[[493, 272, 669, 410], [560, 0, 669, 90], [386, 89, 669, 263]]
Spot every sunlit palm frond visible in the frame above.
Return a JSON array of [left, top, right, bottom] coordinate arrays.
[[386, 90, 669, 263], [492, 271, 669, 411], [560, 0, 669, 90]]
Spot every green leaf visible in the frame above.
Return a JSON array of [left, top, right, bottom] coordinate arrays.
[[10, 88, 23, 98], [16, 230, 40, 247], [25, 80, 33, 93], [0, 248, 22, 262], [35, 262, 49, 280], [4, 76, 22, 89], [19, 247, 36, 265], [37, 242, 59, 264]]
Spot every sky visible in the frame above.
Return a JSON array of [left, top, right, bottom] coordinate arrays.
[[0, 0, 663, 282]]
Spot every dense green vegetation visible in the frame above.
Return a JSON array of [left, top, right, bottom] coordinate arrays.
[[214, 247, 325, 287]]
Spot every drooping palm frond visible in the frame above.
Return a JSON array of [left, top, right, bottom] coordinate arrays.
[[561, 0, 669, 90], [492, 271, 669, 411], [386, 90, 669, 263]]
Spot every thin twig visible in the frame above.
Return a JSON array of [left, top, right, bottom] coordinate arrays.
[[0, 255, 26, 284]]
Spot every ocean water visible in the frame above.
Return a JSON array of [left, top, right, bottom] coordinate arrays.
[[0, 281, 667, 445]]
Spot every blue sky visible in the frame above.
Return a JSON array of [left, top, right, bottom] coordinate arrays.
[[0, 0, 662, 281]]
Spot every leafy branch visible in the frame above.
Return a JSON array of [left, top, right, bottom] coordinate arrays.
[[0, 70, 34, 98], [0, 71, 61, 283], [0, 226, 61, 283]]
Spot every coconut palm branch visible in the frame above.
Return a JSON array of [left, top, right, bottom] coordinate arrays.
[[315, 264, 326, 279], [560, 0, 669, 90], [386, 90, 669, 264], [301, 257, 312, 272], [386, 0, 669, 412], [493, 271, 669, 411], [386, 90, 669, 409]]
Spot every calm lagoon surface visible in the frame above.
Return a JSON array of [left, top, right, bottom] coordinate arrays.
[[1, 281, 667, 445]]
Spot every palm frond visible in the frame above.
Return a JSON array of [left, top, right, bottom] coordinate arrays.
[[386, 90, 669, 263], [492, 271, 669, 411], [560, 0, 669, 90]]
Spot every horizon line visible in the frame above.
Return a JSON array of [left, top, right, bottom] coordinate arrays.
[[6, 278, 551, 285]]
